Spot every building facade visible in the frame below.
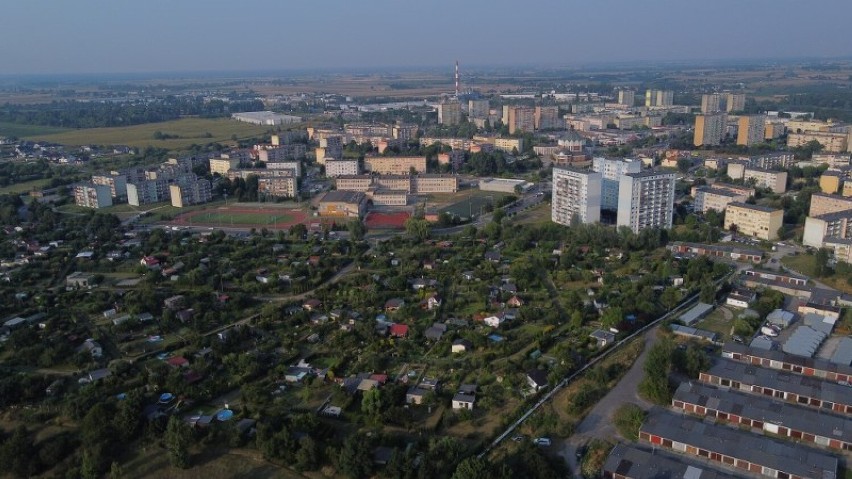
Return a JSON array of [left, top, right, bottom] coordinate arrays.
[[74, 184, 113, 209], [724, 202, 783, 240], [325, 159, 360, 178], [551, 166, 602, 225], [364, 156, 427, 175], [737, 115, 766, 146], [692, 186, 750, 214], [744, 167, 788, 193], [534, 106, 560, 130], [592, 157, 642, 210], [616, 170, 676, 233], [318, 191, 367, 218], [506, 106, 535, 134], [694, 113, 727, 146], [437, 100, 463, 126]]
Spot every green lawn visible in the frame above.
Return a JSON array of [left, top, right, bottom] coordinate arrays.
[[0, 122, 71, 138], [694, 308, 734, 340], [440, 191, 510, 218], [781, 254, 818, 277], [189, 211, 294, 226], [0, 178, 52, 195], [20, 118, 275, 150]]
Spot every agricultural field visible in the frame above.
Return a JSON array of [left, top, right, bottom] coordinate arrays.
[[19, 118, 275, 150], [0, 177, 52, 195], [0, 121, 72, 137]]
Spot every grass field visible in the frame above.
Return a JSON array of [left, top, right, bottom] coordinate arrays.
[[512, 202, 551, 225], [439, 191, 510, 219], [782, 253, 852, 294], [190, 211, 295, 226], [0, 178, 52, 195], [0, 122, 71, 137], [19, 118, 274, 150]]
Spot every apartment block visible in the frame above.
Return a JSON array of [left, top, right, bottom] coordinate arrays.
[[493, 137, 524, 153], [724, 93, 746, 112], [593, 157, 642, 210], [344, 124, 391, 137], [374, 175, 413, 191], [764, 121, 786, 140], [788, 131, 850, 153], [127, 179, 169, 206], [534, 105, 560, 130], [169, 177, 212, 208], [335, 175, 373, 192], [750, 152, 794, 170], [803, 209, 852, 248], [820, 171, 843, 194], [92, 174, 127, 200], [810, 192, 852, 216], [74, 184, 113, 209], [325, 159, 360, 178], [737, 115, 766, 146], [616, 170, 676, 233], [210, 158, 240, 175], [616, 89, 635, 107], [744, 167, 788, 193], [316, 136, 344, 164], [257, 176, 297, 199], [468, 99, 489, 119], [265, 161, 301, 177], [692, 186, 750, 214], [639, 412, 838, 479], [506, 106, 535, 134], [813, 153, 852, 168], [551, 166, 602, 225], [270, 131, 306, 145], [392, 123, 418, 141], [412, 174, 459, 193], [693, 113, 727, 146], [257, 144, 306, 162], [701, 93, 722, 113], [723, 202, 783, 240], [364, 156, 427, 175], [437, 100, 462, 126], [644, 89, 673, 107]]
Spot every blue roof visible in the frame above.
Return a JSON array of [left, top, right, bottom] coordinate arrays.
[[216, 409, 234, 421]]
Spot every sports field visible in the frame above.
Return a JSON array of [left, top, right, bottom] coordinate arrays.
[[19, 118, 274, 150], [439, 191, 510, 219], [172, 205, 308, 230]]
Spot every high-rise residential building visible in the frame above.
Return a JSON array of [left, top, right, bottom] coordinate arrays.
[[701, 93, 722, 113], [693, 113, 727, 146], [315, 135, 343, 164], [507, 106, 535, 134], [438, 100, 463, 126], [737, 115, 766, 146], [551, 166, 602, 225], [92, 173, 128, 200], [468, 99, 489, 119], [74, 184, 113, 209], [127, 179, 169, 206], [645, 89, 674, 107], [592, 157, 642, 210], [534, 106, 560, 130], [616, 170, 676, 233], [169, 175, 212, 208], [725, 93, 746, 113], [724, 203, 783, 240], [617, 89, 635, 107], [325, 159, 360, 178]]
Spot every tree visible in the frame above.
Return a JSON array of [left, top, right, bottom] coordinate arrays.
[[336, 434, 373, 479], [815, 248, 832, 277], [660, 287, 682, 311], [404, 216, 430, 241], [452, 456, 491, 479], [165, 416, 191, 469], [295, 436, 319, 471], [361, 388, 383, 418], [347, 220, 366, 241]]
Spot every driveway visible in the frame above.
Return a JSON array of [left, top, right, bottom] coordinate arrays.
[[557, 326, 659, 477]]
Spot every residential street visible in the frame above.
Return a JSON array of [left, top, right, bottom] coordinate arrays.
[[557, 326, 659, 477]]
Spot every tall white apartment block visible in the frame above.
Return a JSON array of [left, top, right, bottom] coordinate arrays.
[[551, 166, 602, 225], [592, 157, 642, 210], [616, 170, 676, 233], [617, 90, 635, 107]]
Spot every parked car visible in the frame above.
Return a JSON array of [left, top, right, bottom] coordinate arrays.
[[533, 437, 551, 447]]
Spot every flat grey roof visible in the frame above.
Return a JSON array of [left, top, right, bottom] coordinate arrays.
[[727, 201, 781, 213], [831, 337, 852, 366], [679, 302, 714, 326], [603, 443, 739, 479], [674, 381, 851, 446], [723, 342, 852, 378], [705, 357, 852, 408], [641, 411, 837, 479]]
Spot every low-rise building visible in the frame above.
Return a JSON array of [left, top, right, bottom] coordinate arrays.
[[603, 444, 738, 479], [803, 209, 852, 248], [318, 191, 367, 218], [789, 131, 850, 153], [692, 186, 750, 214], [722, 342, 852, 383], [668, 241, 763, 263], [336, 175, 373, 192], [724, 202, 783, 240], [210, 157, 241, 175], [413, 174, 459, 193], [639, 411, 838, 479]]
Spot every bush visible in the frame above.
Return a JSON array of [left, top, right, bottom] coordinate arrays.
[[612, 404, 646, 441]]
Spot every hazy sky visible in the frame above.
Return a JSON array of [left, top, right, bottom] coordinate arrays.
[[2, 0, 851, 75]]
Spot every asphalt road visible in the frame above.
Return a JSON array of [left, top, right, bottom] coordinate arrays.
[[557, 326, 659, 477]]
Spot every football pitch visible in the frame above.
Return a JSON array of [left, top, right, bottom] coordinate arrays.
[[187, 211, 295, 225]]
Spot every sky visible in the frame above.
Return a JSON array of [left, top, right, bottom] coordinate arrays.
[[2, 0, 851, 76]]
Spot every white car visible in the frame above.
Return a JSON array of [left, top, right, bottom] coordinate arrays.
[[533, 437, 551, 447]]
